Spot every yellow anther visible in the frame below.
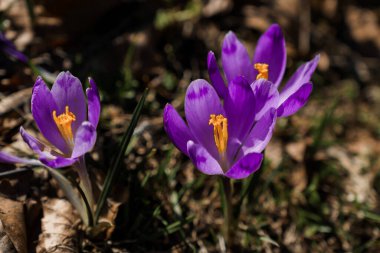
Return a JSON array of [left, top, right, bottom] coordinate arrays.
[[254, 63, 269, 80], [53, 106, 76, 146], [209, 114, 228, 154]]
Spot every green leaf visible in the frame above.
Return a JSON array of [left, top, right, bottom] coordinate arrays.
[[259, 236, 279, 247], [364, 210, 380, 223], [95, 88, 148, 223]]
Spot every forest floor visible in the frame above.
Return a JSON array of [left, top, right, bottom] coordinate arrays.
[[0, 0, 379, 252]]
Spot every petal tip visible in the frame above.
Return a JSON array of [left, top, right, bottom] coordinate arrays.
[[186, 79, 212, 101], [226, 30, 236, 38], [313, 54, 321, 64], [223, 31, 239, 54], [33, 76, 46, 89], [265, 24, 283, 40], [19, 125, 26, 132], [87, 77, 99, 94], [88, 77, 96, 87], [163, 104, 173, 123], [207, 51, 216, 67]]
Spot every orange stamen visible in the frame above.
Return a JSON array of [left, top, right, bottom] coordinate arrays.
[[53, 106, 76, 146], [209, 114, 228, 154], [254, 63, 269, 80]]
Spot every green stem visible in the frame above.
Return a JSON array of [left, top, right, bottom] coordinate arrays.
[[76, 181, 94, 227], [75, 157, 95, 219], [28, 61, 42, 78], [220, 177, 233, 249]]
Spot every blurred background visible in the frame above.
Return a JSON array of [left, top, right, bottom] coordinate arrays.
[[0, 0, 379, 252]]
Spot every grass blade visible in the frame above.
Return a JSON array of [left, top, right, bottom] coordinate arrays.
[[24, 0, 36, 26], [95, 88, 148, 223], [0, 168, 30, 178]]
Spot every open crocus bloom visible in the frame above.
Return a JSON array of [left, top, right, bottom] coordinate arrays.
[[0, 72, 100, 168], [0, 32, 28, 63], [164, 75, 278, 179], [207, 24, 319, 118]]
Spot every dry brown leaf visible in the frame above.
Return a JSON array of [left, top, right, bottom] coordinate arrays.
[[1, 0, 33, 49], [346, 6, 380, 48], [243, 6, 271, 32], [0, 88, 32, 116], [0, 196, 27, 253], [102, 199, 121, 240], [285, 141, 306, 162], [289, 165, 307, 201], [34, 0, 120, 37], [265, 140, 283, 168], [37, 199, 79, 253], [0, 220, 17, 253], [326, 146, 376, 205], [202, 0, 232, 17], [89, 199, 122, 240]]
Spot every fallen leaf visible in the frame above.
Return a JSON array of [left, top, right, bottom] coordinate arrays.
[[0, 88, 32, 116], [0, 196, 27, 253], [37, 198, 79, 253], [286, 141, 307, 162], [0, 220, 17, 253]]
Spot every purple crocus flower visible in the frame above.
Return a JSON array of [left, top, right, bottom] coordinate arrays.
[[207, 24, 319, 118], [164, 76, 277, 179], [0, 71, 100, 219], [0, 71, 100, 168], [0, 32, 28, 63]]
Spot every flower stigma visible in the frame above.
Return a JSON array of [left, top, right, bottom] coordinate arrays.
[[209, 114, 228, 154], [53, 106, 76, 147], [254, 63, 269, 80]]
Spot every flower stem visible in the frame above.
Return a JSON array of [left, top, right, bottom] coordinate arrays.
[[75, 157, 95, 221], [220, 177, 233, 249], [76, 181, 94, 227]]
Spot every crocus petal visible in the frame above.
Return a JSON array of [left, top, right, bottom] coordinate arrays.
[[0, 33, 28, 63], [222, 31, 254, 84], [31, 77, 70, 154], [185, 79, 224, 159], [278, 83, 312, 117], [280, 54, 319, 102], [207, 51, 228, 99], [71, 122, 97, 158], [3, 46, 28, 63], [253, 24, 286, 88], [51, 71, 87, 134], [20, 127, 76, 168], [86, 78, 101, 128], [187, 141, 223, 175], [40, 157, 77, 168], [224, 76, 255, 142], [225, 152, 263, 179], [241, 108, 277, 155], [0, 151, 40, 165], [163, 104, 194, 156], [251, 79, 279, 121]]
